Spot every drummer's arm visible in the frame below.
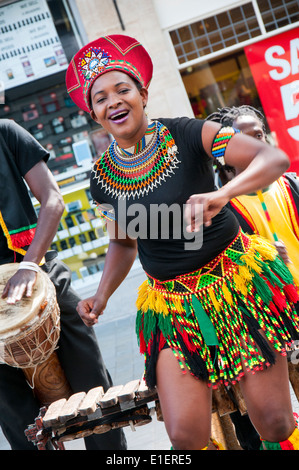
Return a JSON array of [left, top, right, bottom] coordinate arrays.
[[23, 160, 65, 264], [2, 161, 64, 303]]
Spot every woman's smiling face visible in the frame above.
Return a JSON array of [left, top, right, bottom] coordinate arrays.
[[90, 70, 149, 148]]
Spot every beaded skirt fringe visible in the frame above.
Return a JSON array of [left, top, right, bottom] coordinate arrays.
[[135, 229, 299, 389]]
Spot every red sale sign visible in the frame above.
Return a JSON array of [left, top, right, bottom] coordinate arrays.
[[245, 28, 299, 173]]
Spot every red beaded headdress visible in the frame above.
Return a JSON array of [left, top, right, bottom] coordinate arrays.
[[66, 34, 153, 113]]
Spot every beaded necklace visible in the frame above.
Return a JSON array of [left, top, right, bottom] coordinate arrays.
[[92, 120, 180, 199]]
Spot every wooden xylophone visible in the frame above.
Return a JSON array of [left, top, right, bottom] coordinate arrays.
[[25, 359, 299, 450], [25, 378, 161, 450], [25, 375, 245, 451]]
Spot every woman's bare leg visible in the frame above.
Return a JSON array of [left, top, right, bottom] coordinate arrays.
[[156, 348, 213, 450], [240, 350, 296, 443]]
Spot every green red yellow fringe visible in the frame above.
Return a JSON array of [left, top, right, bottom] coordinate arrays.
[[136, 230, 299, 389], [0, 210, 37, 256], [260, 415, 299, 450]]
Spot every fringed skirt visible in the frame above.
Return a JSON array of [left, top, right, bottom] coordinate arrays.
[[135, 229, 299, 389]]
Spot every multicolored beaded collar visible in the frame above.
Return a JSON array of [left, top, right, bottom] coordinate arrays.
[[92, 121, 180, 200]]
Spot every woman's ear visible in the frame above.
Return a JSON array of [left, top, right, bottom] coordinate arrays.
[[90, 109, 99, 123], [140, 87, 149, 109]]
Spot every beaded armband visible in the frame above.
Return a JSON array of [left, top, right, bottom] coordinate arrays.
[[211, 126, 240, 165]]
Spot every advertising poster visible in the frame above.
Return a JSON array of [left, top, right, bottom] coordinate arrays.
[[245, 28, 299, 173], [0, 0, 68, 91]]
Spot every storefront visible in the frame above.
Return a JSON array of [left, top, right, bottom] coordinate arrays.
[[163, 0, 299, 172], [0, 0, 112, 281]]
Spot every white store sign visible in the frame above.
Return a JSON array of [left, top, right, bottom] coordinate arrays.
[[0, 0, 68, 90]]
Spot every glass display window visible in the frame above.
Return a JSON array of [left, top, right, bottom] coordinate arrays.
[[22, 103, 39, 121], [39, 92, 60, 114], [51, 116, 65, 134], [30, 123, 47, 140], [70, 111, 88, 129], [181, 50, 264, 120]]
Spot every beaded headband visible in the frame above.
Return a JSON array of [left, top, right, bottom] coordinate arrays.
[[66, 34, 153, 113]]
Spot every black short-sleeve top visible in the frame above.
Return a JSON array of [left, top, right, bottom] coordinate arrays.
[[90, 117, 239, 280], [0, 119, 49, 263]]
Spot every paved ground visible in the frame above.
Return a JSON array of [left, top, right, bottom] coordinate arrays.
[[1, 262, 299, 451]]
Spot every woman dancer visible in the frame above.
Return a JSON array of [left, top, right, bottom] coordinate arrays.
[[67, 35, 299, 450]]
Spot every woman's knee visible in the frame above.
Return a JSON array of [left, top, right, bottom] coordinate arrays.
[[167, 419, 210, 450], [257, 409, 295, 442], [156, 349, 213, 449]]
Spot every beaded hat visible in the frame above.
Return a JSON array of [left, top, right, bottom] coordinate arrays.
[[66, 34, 153, 113]]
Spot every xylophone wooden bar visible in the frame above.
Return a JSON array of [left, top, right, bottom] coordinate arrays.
[[78, 386, 104, 416]]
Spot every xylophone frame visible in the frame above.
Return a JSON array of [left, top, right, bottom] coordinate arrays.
[[25, 357, 299, 450], [25, 379, 160, 450]]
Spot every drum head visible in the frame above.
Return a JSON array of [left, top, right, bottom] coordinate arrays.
[[0, 263, 48, 336]]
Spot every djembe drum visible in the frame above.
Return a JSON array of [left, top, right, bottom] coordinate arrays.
[[0, 263, 72, 406]]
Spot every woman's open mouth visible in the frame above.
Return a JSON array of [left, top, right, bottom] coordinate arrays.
[[109, 110, 129, 123]]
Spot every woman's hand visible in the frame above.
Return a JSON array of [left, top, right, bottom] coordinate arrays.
[[274, 240, 290, 265], [76, 295, 107, 327], [76, 223, 138, 328], [1, 270, 37, 304], [185, 189, 230, 232]]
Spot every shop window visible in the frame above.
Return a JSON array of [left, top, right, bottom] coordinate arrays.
[[173, 44, 186, 63], [216, 14, 230, 29], [71, 271, 79, 282], [65, 216, 75, 228], [181, 51, 264, 121], [88, 231, 96, 241], [79, 266, 89, 278], [69, 237, 76, 248], [194, 36, 209, 51], [169, 3, 261, 64], [97, 260, 105, 272], [85, 190, 93, 203], [60, 240, 68, 250], [75, 213, 85, 224], [79, 233, 87, 244], [87, 265, 98, 275], [257, 0, 299, 32]]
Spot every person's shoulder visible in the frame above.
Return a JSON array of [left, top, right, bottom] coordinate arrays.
[[282, 172, 298, 186], [282, 172, 299, 191], [157, 116, 205, 134], [283, 171, 298, 181], [0, 119, 24, 140], [0, 118, 15, 131]]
